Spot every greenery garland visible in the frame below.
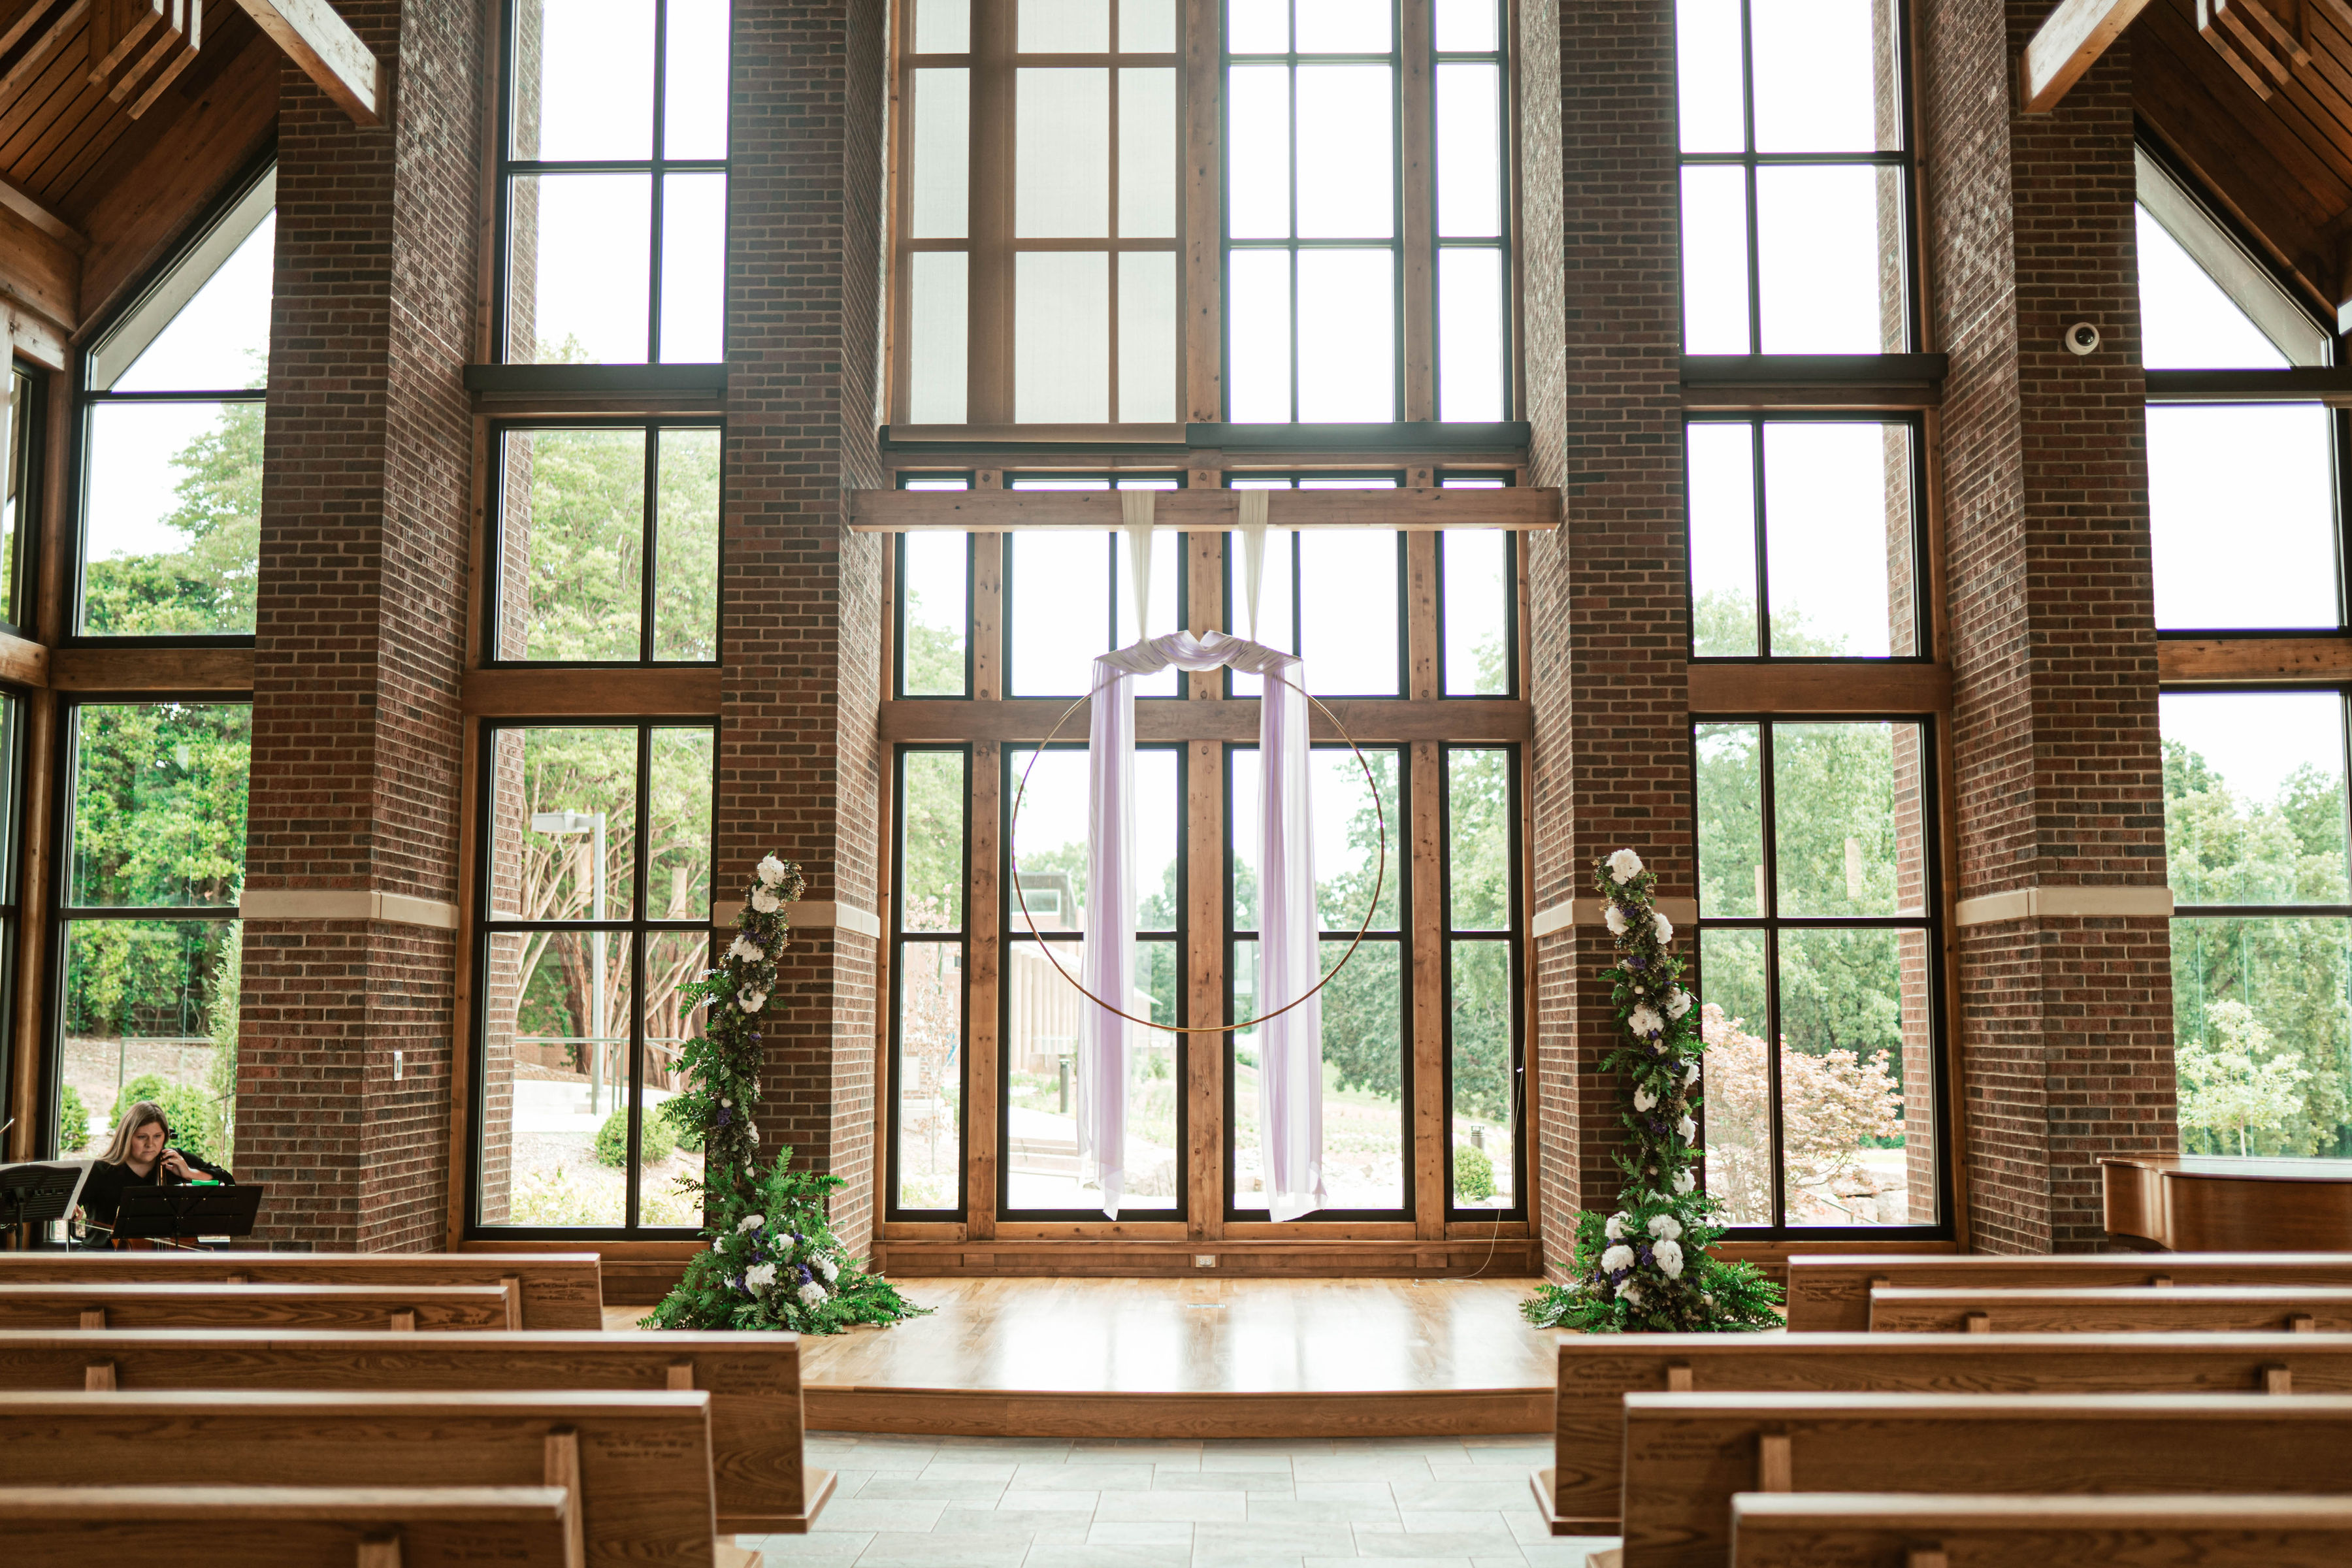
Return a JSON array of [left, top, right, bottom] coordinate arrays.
[[1520, 849, 1782, 1333], [645, 854, 930, 1333]]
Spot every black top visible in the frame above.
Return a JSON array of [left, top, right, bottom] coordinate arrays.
[[77, 1149, 235, 1244]]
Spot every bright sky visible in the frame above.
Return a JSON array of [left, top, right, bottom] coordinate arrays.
[[1007, 743, 1180, 928], [2161, 690, 2345, 807]]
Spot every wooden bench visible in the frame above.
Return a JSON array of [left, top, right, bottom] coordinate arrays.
[[0, 1328, 832, 1533], [0, 1282, 517, 1332], [0, 1388, 728, 1567], [1621, 1391, 2352, 1568], [0, 1251, 603, 1329], [1729, 1493, 2352, 1568], [1786, 1252, 2352, 1331], [1533, 1330, 2352, 1535], [1869, 1284, 2352, 1334], [0, 1484, 575, 1568]]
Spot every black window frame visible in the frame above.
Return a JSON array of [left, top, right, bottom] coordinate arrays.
[[1, 361, 46, 641], [887, 741, 974, 1220], [1439, 738, 1524, 1219]]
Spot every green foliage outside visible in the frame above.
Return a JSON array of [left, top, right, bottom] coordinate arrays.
[[1452, 1142, 1495, 1202], [596, 1103, 677, 1169], [57, 1085, 89, 1152], [82, 401, 263, 636]]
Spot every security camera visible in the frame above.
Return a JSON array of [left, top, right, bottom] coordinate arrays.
[[2063, 321, 2100, 356]]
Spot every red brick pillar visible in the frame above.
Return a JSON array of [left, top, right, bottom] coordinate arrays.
[[236, 0, 483, 1250], [1919, 2, 2176, 1252], [1525, 0, 1690, 1276], [721, 0, 889, 1252]]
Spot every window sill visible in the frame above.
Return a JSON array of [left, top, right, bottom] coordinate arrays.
[[2145, 367, 2352, 403]]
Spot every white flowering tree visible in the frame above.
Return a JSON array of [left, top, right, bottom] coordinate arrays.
[[1521, 850, 1782, 1333]]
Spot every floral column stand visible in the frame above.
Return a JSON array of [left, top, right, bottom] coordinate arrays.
[[1522, 850, 1782, 1332]]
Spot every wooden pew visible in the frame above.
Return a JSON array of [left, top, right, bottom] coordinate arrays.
[[0, 1251, 604, 1329], [1729, 1492, 2352, 1568], [0, 1328, 832, 1533], [1620, 1391, 2352, 1568], [1870, 1284, 2352, 1334], [0, 1282, 516, 1332], [1786, 1252, 2352, 1331], [0, 1484, 575, 1568], [1533, 1330, 2352, 1535], [0, 1389, 724, 1568]]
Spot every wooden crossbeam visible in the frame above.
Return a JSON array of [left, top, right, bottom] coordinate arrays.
[[0, 0, 90, 108], [848, 485, 1561, 531], [2017, 0, 2157, 113], [226, 0, 383, 125]]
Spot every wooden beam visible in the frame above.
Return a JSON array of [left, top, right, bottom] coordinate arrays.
[[2159, 636, 2352, 682], [1686, 661, 1952, 715], [2018, 0, 2157, 113], [225, 0, 383, 125], [0, 626, 46, 689], [0, 0, 90, 114], [879, 696, 1533, 743], [461, 664, 722, 716], [849, 485, 1561, 532], [47, 645, 251, 691], [0, 174, 85, 254]]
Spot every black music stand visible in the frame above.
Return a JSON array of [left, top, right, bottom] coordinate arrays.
[[113, 1183, 263, 1245], [0, 1161, 89, 1239]]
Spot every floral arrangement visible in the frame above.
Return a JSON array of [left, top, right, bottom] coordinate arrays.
[[1520, 849, 1782, 1333], [662, 853, 805, 1199]]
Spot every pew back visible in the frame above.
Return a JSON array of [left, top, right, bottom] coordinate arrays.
[[1729, 1492, 2352, 1568], [0, 1389, 717, 1568], [1621, 1391, 2352, 1568], [0, 1328, 821, 1532], [1539, 1331, 2352, 1533], [1786, 1253, 2352, 1331], [0, 1282, 516, 1332], [0, 1484, 574, 1568], [0, 1252, 603, 1329], [1869, 1285, 2352, 1334]]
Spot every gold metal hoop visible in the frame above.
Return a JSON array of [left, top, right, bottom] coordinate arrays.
[[1007, 655, 1387, 1036]]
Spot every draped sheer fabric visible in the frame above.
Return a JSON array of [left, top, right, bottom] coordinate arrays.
[[1075, 629, 1326, 1220]]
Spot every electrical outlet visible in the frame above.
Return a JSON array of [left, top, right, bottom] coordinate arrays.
[[1194, 1254, 1216, 1268], [393, 1049, 403, 1081]]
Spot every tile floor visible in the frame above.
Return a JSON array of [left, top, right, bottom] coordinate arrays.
[[740, 1432, 1622, 1567]]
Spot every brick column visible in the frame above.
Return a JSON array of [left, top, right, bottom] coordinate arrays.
[[236, 0, 482, 1250], [721, 0, 889, 1252], [1526, 0, 1689, 1276], [1919, 2, 2176, 1252]]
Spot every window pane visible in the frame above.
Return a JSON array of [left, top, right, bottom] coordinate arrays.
[[1228, 250, 1292, 421], [654, 427, 720, 661], [900, 534, 970, 696], [2171, 916, 2352, 1158], [1295, 0, 1388, 52], [2148, 404, 2338, 630], [1017, 68, 1109, 238], [900, 749, 968, 931], [659, 172, 726, 361], [1011, 745, 1177, 930], [1228, 521, 1296, 691], [1776, 928, 1914, 1224], [81, 401, 261, 636], [2162, 691, 2351, 906], [1228, 0, 1287, 53], [1435, 63, 1500, 238], [1119, 251, 1179, 422], [647, 727, 713, 920], [1112, 519, 1182, 692], [911, 69, 971, 239], [638, 930, 710, 1225], [1761, 420, 1912, 657], [895, 939, 964, 1210], [1009, 532, 1111, 694], [1441, 530, 1509, 694], [112, 212, 276, 393], [1231, 938, 1405, 1211], [1297, 249, 1394, 421], [917, 0, 970, 51], [2, 369, 28, 627], [1446, 747, 1509, 927], [1433, 0, 1495, 52], [1119, 67, 1178, 237], [1449, 938, 1512, 1208], [485, 727, 640, 920], [1015, 252, 1110, 422], [662, 0, 730, 158], [498, 428, 646, 662], [480, 929, 636, 1227], [1687, 421, 1759, 657], [1005, 936, 1181, 1209], [1680, 165, 1750, 353], [1674, 0, 1743, 153], [909, 252, 970, 424], [510, 0, 655, 161], [1299, 529, 1400, 693], [1749, 0, 1900, 154], [1121, 0, 1174, 50], [508, 172, 652, 363], [1021, 0, 1107, 50], [1437, 248, 1506, 423], [1319, 746, 1399, 930], [69, 704, 251, 909], [1756, 164, 1904, 354], [2138, 204, 2292, 371], [1695, 720, 1762, 917], [1296, 66, 1393, 239], [59, 917, 241, 1164], [1772, 721, 1925, 917], [1227, 65, 1291, 240], [1696, 926, 1769, 1224]]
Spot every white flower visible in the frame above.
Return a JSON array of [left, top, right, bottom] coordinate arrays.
[[1604, 1213, 1627, 1241], [1672, 1169, 1697, 1196], [738, 987, 770, 1015], [1684, 1061, 1701, 1088], [1633, 1085, 1658, 1113], [744, 1263, 777, 1290], [757, 854, 788, 887], [728, 934, 765, 964], [1607, 848, 1644, 883], [815, 1256, 840, 1282], [721, 1098, 732, 1109], [1666, 987, 1692, 1019], [751, 886, 783, 915], [1653, 911, 1674, 943], [736, 1213, 765, 1233], [1654, 1238, 1685, 1279], [1648, 1214, 1682, 1241], [1600, 1244, 1635, 1274], [1676, 1115, 1697, 1142], [798, 1281, 829, 1307], [1629, 1005, 1664, 1037], [1604, 904, 1628, 936], [1616, 1281, 1644, 1305]]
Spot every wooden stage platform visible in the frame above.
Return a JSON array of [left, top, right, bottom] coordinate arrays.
[[793, 1275, 1558, 1439]]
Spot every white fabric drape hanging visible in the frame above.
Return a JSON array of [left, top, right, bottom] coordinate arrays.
[[1079, 629, 1325, 1220]]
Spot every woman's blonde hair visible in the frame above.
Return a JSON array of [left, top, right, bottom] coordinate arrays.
[[97, 1100, 169, 1166]]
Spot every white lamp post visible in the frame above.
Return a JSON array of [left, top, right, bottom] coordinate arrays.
[[532, 809, 608, 1114]]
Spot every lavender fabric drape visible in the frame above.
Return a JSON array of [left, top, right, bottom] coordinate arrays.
[[1080, 629, 1326, 1220]]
